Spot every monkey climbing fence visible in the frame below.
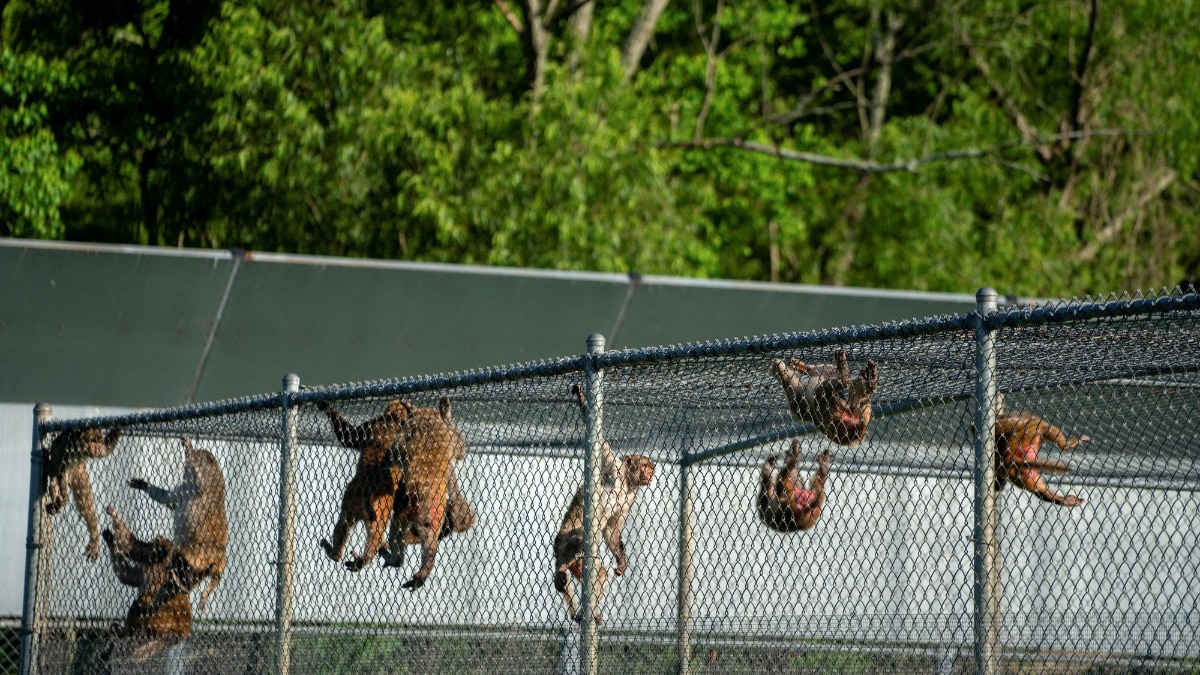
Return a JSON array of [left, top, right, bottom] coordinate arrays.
[[17, 287, 1200, 675]]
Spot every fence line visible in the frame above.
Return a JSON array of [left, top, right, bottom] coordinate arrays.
[[17, 287, 1200, 674]]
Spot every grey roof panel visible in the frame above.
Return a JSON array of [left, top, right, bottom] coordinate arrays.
[[190, 256, 630, 401], [0, 239, 980, 407], [612, 277, 974, 348], [0, 244, 232, 406]]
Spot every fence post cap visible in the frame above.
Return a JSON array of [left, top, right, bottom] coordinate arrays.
[[587, 333, 606, 355], [282, 373, 301, 392], [976, 287, 998, 303]]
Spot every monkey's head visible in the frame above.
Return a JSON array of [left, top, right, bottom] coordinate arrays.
[[80, 428, 107, 455], [623, 454, 655, 487], [180, 437, 226, 495]]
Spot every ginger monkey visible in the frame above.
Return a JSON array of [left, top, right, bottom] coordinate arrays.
[[102, 506, 191, 663], [128, 437, 228, 610], [993, 410, 1088, 507]]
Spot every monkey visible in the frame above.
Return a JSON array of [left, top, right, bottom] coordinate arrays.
[[380, 466, 476, 561], [320, 397, 468, 589], [127, 436, 228, 610], [42, 426, 122, 560], [317, 398, 410, 572], [378, 397, 469, 589], [770, 350, 878, 446], [101, 506, 192, 663], [553, 384, 655, 624], [993, 410, 1088, 507], [757, 439, 831, 533]]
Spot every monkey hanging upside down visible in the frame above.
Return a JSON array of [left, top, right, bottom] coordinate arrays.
[[770, 350, 878, 446]]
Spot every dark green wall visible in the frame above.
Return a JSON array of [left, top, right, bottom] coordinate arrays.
[[0, 239, 976, 406]]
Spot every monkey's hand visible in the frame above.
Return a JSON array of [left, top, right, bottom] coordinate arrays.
[[765, 454, 779, 467], [344, 556, 368, 573], [1064, 495, 1084, 507], [861, 359, 878, 391], [615, 557, 628, 576], [817, 451, 833, 473], [403, 574, 427, 591], [127, 477, 149, 491], [315, 400, 334, 413], [85, 538, 100, 561], [1065, 434, 1091, 450]]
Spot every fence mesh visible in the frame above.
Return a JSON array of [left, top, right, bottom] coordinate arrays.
[[17, 288, 1200, 674]]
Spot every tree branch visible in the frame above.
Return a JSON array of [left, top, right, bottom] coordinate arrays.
[[738, 66, 869, 139], [494, 0, 524, 34], [960, 29, 1051, 162], [692, 0, 724, 143], [1076, 169, 1177, 263], [661, 129, 1155, 174], [621, 0, 671, 82], [1066, 0, 1099, 139]]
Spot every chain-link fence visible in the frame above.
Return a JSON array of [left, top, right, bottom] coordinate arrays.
[[16, 287, 1200, 674]]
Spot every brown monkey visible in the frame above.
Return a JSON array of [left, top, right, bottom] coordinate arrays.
[[128, 437, 228, 610], [382, 467, 476, 557], [102, 506, 192, 663], [553, 385, 655, 623], [376, 397, 468, 589], [320, 397, 467, 588], [770, 350, 878, 446], [757, 439, 831, 533], [43, 426, 122, 560], [318, 398, 409, 572], [994, 410, 1088, 507]]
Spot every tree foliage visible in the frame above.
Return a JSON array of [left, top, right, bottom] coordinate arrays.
[[3, 0, 1197, 296]]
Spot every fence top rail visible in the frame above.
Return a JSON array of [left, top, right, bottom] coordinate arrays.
[[37, 355, 590, 433], [38, 390, 286, 433], [36, 288, 1198, 434], [985, 288, 1200, 330], [596, 313, 976, 369]]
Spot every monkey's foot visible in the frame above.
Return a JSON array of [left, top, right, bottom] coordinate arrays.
[[378, 546, 405, 568], [344, 555, 369, 572], [319, 538, 341, 562], [573, 612, 603, 625], [85, 538, 100, 561], [105, 506, 133, 552], [402, 574, 428, 591]]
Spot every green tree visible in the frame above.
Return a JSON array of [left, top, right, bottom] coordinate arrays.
[[3, 0, 1197, 296], [0, 48, 79, 236]]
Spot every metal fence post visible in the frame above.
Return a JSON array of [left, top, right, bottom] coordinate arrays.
[[275, 374, 301, 675], [19, 403, 51, 675], [580, 334, 606, 675], [973, 288, 1001, 675], [676, 458, 695, 675]]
